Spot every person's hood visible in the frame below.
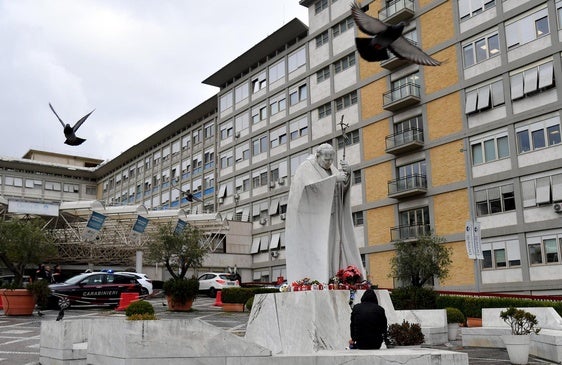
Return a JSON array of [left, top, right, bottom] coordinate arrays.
[[361, 289, 378, 304]]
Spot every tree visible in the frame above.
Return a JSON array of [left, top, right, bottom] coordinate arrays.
[[145, 222, 209, 279], [389, 233, 452, 288], [0, 218, 57, 287]]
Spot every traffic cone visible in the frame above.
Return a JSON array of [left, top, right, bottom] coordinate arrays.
[[213, 290, 223, 306], [116, 292, 139, 311]]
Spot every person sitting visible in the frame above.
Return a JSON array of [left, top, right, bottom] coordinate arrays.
[[349, 289, 388, 349]]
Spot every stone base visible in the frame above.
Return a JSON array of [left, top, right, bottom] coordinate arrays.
[[39, 319, 90, 365]]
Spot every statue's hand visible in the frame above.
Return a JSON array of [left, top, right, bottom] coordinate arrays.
[[336, 172, 348, 182], [339, 160, 350, 174]]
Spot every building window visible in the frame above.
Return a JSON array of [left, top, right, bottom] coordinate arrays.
[[335, 91, 358, 111], [252, 135, 268, 156], [458, 0, 496, 21], [471, 133, 509, 165], [397, 207, 431, 240], [352, 170, 362, 184], [506, 6, 549, 49], [316, 66, 330, 83], [289, 116, 308, 141], [219, 91, 233, 112], [220, 121, 233, 140], [510, 61, 554, 101], [462, 32, 499, 68], [315, 0, 328, 14], [289, 84, 308, 105], [235, 82, 249, 103], [235, 143, 251, 163], [332, 17, 354, 37], [558, 1, 562, 29], [516, 116, 561, 154], [269, 93, 287, 116], [315, 30, 329, 47], [522, 173, 562, 208], [252, 72, 267, 93], [481, 240, 520, 269], [465, 80, 504, 114], [318, 102, 332, 119], [63, 183, 80, 193], [475, 184, 515, 216], [334, 53, 356, 73], [288, 47, 306, 73], [337, 130, 360, 149], [527, 236, 562, 266], [192, 129, 202, 144], [204, 123, 214, 139], [235, 112, 250, 134], [269, 60, 286, 85], [270, 125, 287, 149], [352, 211, 364, 226], [252, 104, 267, 124]]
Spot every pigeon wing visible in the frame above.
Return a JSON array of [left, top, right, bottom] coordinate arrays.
[[49, 103, 66, 128], [72, 109, 95, 132], [389, 37, 441, 66], [351, 1, 387, 36]]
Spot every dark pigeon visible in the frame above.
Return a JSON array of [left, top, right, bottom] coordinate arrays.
[[351, 1, 441, 66], [49, 103, 94, 146], [56, 308, 64, 321]]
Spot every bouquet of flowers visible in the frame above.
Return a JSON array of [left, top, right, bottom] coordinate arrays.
[[335, 265, 363, 285]]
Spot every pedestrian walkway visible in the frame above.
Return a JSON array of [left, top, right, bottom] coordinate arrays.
[[0, 296, 557, 364]]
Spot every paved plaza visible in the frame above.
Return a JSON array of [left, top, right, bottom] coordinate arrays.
[[0, 295, 556, 364]]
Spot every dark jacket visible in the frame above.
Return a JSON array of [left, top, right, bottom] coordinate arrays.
[[350, 289, 388, 349]]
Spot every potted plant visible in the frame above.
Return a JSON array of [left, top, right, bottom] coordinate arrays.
[[499, 307, 541, 365], [145, 222, 208, 311], [387, 320, 425, 347], [0, 218, 57, 315], [162, 277, 199, 311], [221, 287, 254, 312], [445, 307, 465, 341]]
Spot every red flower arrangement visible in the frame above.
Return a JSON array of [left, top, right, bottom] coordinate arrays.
[[335, 265, 363, 285]]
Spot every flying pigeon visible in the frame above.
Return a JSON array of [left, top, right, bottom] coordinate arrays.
[[171, 179, 202, 203], [350, 2, 441, 66], [49, 103, 94, 146]]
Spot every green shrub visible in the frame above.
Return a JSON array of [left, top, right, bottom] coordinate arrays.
[[221, 287, 254, 304], [390, 287, 437, 309], [500, 307, 541, 335], [125, 300, 155, 317], [245, 296, 254, 311], [163, 277, 199, 306], [445, 307, 465, 324], [127, 313, 158, 321], [387, 320, 425, 346]]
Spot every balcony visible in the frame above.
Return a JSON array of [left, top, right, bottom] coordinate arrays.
[[388, 174, 427, 198], [385, 128, 424, 154], [378, 0, 415, 24], [383, 83, 420, 111], [390, 223, 431, 241]]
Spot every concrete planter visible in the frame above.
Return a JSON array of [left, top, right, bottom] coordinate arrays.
[[165, 296, 193, 311], [222, 303, 245, 312], [502, 334, 531, 365], [448, 323, 460, 341]]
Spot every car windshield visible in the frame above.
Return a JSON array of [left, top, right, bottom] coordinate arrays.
[[64, 273, 93, 285]]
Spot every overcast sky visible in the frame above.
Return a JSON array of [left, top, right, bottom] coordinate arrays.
[[0, 1, 308, 162]]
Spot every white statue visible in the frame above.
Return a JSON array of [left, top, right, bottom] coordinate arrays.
[[285, 143, 365, 283]]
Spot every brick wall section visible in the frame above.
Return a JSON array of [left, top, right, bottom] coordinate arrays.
[[424, 46, 458, 95], [368, 250, 395, 288], [441, 241, 476, 286], [420, 1, 455, 51], [429, 142, 466, 186], [365, 161, 392, 201], [362, 118, 389, 160], [360, 78, 386, 120], [427, 91, 463, 141], [433, 189, 470, 236], [366, 205, 394, 244]]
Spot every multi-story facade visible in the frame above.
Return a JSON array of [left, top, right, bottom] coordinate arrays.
[[1, 0, 562, 294]]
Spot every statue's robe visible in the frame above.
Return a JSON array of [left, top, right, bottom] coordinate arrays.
[[285, 155, 365, 283]]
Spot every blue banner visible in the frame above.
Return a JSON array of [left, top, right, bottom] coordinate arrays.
[[83, 211, 107, 241], [174, 219, 187, 235], [132, 215, 149, 234]]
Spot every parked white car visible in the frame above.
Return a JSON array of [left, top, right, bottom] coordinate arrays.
[[197, 272, 239, 297], [115, 272, 153, 295]]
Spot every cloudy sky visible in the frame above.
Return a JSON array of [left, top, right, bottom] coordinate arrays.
[[0, 1, 308, 162]]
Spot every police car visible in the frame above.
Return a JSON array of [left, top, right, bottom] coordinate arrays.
[[48, 271, 143, 309]]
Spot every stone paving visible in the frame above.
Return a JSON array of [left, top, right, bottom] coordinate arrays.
[[0, 295, 557, 364]]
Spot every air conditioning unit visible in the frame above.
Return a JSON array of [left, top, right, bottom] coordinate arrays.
[[234, 193, 240, 201], [259, 217, 268, 225], [269, 181, 276, 188], [554, 203, 562, 213], [235, 132, 241, 138], [271, 251, 279, 258], [218, 197, 224, 204], [278, 178, 285, 185], [280, 213, 286, 220]]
